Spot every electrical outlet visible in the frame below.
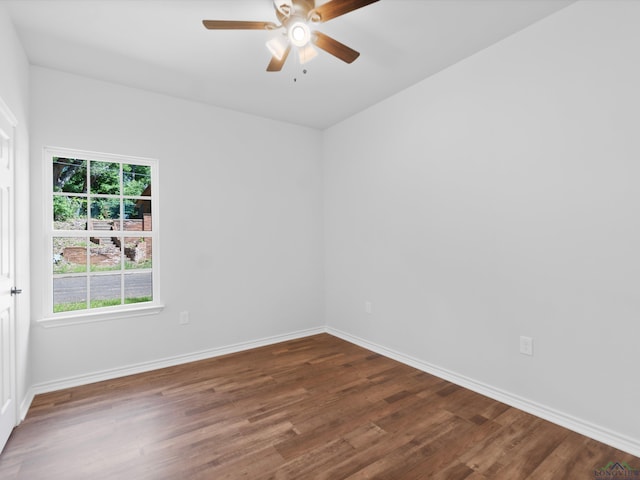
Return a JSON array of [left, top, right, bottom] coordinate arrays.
[[365, 301, 372, 314], [179, 311, 190, 325], [520, 336, 533, 356]]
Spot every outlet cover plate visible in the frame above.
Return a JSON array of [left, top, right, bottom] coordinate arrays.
[[520, 336, 533, 356]]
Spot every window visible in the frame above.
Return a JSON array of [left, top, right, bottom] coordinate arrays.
[[45, 147, 161, 321]]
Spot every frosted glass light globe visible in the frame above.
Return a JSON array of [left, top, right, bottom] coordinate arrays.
[[289, 22, 310, 47]]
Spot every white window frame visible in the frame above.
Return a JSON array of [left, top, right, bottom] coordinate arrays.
[[40, 147, 163, 327]]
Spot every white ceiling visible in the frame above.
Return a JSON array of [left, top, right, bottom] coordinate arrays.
[[4, 0, 575, 129]]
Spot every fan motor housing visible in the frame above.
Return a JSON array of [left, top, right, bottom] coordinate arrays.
[[276, 0, 315, 24]]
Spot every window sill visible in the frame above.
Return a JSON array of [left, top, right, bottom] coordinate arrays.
[[38, 303, 165, 328]]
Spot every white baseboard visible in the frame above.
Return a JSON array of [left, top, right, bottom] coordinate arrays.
[[326, 326, 640, 459], [18, 324, 640, 459], [23, 326, 325, 410], [19, 389, 35, 422]]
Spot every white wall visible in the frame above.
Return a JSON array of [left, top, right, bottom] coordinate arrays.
[[0, 4, 31, 418], [324, 0, 640, 449], [29, 67, 324, 386]]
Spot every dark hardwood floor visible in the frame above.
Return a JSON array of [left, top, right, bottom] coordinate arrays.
[[0, 333, 637, 479]]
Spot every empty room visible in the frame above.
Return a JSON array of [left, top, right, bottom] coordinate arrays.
[[0, 0, 639, 478]]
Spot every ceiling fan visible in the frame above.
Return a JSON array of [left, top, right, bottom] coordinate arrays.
[[202, 0, 380, 72]]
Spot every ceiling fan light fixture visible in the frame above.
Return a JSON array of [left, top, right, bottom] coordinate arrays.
[[289, 21, 310, 47], [266, 35, 289, 61], [298, 43, 318, 65], [203, 0, 380, 72]]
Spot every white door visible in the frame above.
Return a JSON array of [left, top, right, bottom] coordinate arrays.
[[0, 98, 17, 454]]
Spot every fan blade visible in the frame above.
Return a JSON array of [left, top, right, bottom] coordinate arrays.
[[202, 20, 278, 30], [312, 31, 359, 64], [267, 45, 291, 71], [311, 0, 379, 23]]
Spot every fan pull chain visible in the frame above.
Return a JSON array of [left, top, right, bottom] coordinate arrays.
[[293, 69, 308, 82]]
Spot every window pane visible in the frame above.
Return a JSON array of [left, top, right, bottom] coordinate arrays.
[[53, 158, 87, 193], [124, 272, 152, 304], [89, 236, 122, 272], [53, 237, 87, 274], [124, 199, 151, 231], [125, 238, 152, 270], [90, 161, 120, 195], [89, 198, 121, 225], [53, 196, 87, 230], [123, 164, 151, 196], [89, 274, 122, 308], [50, 151, 157, 316], [53, 276, 87, 312]]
